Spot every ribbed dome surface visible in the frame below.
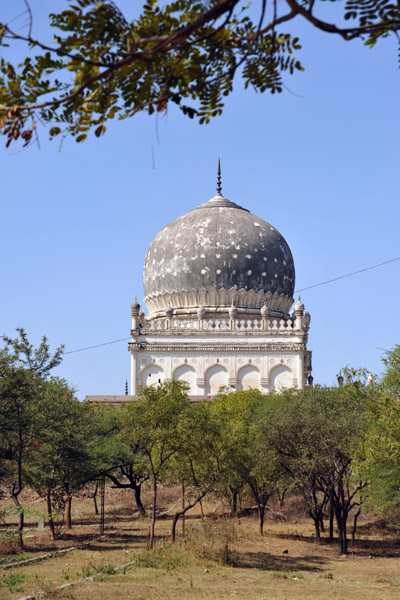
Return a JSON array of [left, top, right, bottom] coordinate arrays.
[[143, 193, 295, 311]]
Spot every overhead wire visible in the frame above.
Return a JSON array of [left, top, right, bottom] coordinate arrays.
[[63, 256, 400, 356], [294, 257, 400, 294], [64, 338, 131, 355]]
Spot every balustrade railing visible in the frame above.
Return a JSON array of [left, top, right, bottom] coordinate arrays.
[[144, 316, 295, 332], [203, 318, 230, 330]]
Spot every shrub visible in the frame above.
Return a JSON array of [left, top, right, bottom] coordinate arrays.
[[180, 519, 237, 564], [135, 545, 187, 571], [0, 531, 22, 556]]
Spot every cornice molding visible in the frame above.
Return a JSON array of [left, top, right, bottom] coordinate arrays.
[[129, 342, 306, 353]]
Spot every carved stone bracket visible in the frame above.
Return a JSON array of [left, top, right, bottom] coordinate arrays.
[[144, 286, 293, 316]]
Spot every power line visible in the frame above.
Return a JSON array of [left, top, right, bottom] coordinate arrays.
[[64, 337, 130, 355], [63, 256, 400, 356], [295, 257, 400, 294]]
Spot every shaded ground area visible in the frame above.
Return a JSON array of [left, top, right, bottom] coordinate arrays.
[[1, 486, 400, 599], [230, 550, 327, 572]]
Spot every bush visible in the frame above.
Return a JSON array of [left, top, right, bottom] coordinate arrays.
[[0, 531, 22, 556], [0, 574, 26, 593], [135, 545, 187, 571], [180, 519, 237, 564]]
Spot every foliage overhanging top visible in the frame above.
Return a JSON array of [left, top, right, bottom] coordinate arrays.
[[0, 0, 398, 147]]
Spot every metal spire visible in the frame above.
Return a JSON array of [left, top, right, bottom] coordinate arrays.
[[216, 158, 222, 195]]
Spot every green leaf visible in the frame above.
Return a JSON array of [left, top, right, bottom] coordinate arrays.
[[94, 124, 106, 137]]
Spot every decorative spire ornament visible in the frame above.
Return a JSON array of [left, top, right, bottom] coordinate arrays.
[[125, 379, 128, 395], [216, 158, 222, 195]]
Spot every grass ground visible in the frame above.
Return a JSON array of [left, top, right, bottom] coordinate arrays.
[[1, 486, 400, 600]]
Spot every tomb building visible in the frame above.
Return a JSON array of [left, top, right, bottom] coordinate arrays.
[[129, 167, 312, 398]]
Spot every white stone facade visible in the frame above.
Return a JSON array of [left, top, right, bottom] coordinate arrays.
[[129, 301, 311, 397]]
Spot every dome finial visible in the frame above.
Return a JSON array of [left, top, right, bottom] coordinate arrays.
[[216, 158, 222, 195]]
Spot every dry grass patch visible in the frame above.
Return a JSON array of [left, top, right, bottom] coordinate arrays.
[[1, 487, 400, 599]]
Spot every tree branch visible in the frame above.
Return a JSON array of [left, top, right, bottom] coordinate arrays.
[[285, 0, 400, 41], [0, 1, 240, 114], [22, 0, 33, 38], [3, 26, 115, 68]]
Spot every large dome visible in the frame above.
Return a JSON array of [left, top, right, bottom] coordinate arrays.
[[143, 190, 295, 316]]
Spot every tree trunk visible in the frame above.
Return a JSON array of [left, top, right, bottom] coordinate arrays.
[[11, 492, 24, 549], [47, 489, 56, 542], [352, 509, 361, 543], [310, 488, 323, 540], [181, 480, 185, 536], [18, 509, 24, 537], [258, 504, 266, 536], [134, 485, 146, 516], [66, 495, 72, 529], [329, 498, 334, 542], [106, 468, 147, 517], [14, 432, 24, 548], [231, 489, 238, 517], [171, 491, 208, 542], [278, 488, 287, 510], [172, 512, 180, 543], [319, 514, 325, 533], [149, 476, 157, 550], [333, 478, 349, 554], [199, 498, 205, 521], [342, 518, 348, 554], [93, 484, 99, 515], [312, 515, 321, 541], [339, 525, 347, 554], [336, 514, 348, 554]]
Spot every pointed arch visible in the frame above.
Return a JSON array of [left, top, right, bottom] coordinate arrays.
[[237, 364, 260, 391], [270, 365, 292, 392], [205, 365, 228, 396], [141, 364, 164, 387], [173, 365, 196, 395]]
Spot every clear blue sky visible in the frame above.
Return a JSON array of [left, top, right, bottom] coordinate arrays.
[[1, 2, 399, 399]]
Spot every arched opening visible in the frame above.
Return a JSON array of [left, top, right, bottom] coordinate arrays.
[[141, 364, 164, 387], [205, 365, 228, 396], [237, 365, 260, 391], [270, 365, 292, 392], [173, 365, 196, 395]]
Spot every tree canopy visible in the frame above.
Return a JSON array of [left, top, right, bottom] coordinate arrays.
[[0, 0, 398, 147], [0, 329, 64, 544], [2, 327, 400, 553]]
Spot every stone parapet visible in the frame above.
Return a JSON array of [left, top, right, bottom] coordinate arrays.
[[139, 315, 308, 335]]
